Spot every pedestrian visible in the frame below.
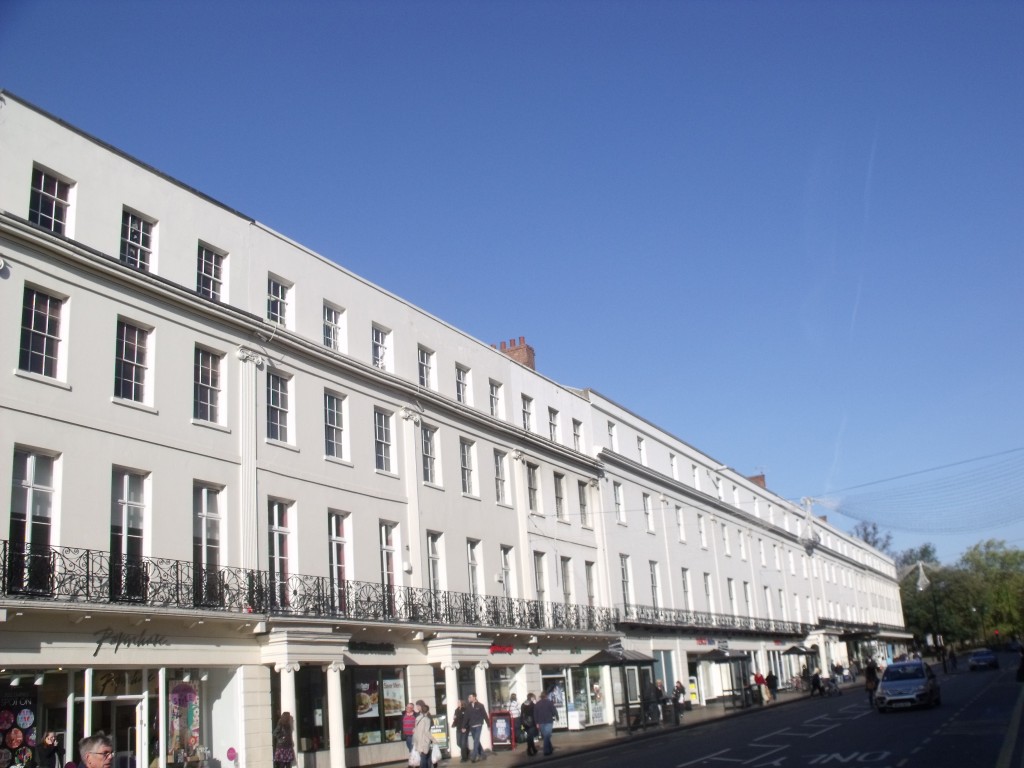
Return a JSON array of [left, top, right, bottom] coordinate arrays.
[[464, 692, 489, 763], [39, 732, 65, 768], [948, 649, 958, 672], [765, 670, 778, 703], [272, 712, 295, 768], [753, 671, 768, 704], [520, 693, 537, 756], [412, 701, 434, 768], [507, 693, 521, 748], [451, 699, 470, 763], [864, 658, 879, 708], [403, 702, 418, 752], [78, 734, 113, 768], [643, 678, 660, 723], [810, 668, 823, 697], [533, 689, 558, 756]]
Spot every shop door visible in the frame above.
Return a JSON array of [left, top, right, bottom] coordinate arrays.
[[112, 703, 143, 768]]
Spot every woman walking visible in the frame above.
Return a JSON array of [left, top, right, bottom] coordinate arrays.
[[272, 712, 295, 768], [412, 700, 434, 768], [519, 693, 537, 756]]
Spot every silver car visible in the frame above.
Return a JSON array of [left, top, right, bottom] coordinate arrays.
[[875, 661, 941, 712]]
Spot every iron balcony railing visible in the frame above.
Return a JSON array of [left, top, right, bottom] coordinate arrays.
[[0, 539, 617, 634], [617, 602, 812, 637]]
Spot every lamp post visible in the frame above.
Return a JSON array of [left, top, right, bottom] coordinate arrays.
[[916, 562, 947, 673]]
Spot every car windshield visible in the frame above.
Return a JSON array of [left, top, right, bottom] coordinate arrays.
[[882, 665, 925, 681]]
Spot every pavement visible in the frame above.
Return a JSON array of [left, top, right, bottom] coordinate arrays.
[[439, 682, 856, 767]]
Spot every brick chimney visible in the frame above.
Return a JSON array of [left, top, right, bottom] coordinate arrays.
[[747, 474, 766, 489], [496, 336, 536, 370]]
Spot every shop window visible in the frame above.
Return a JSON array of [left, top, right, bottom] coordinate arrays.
[[296, 666, 329, 750], [345, 666, 407, 747]]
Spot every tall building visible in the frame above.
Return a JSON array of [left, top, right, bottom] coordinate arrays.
[[0, 91, 908, 768]]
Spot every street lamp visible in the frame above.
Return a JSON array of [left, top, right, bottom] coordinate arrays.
[[916, 562, 947, 674]]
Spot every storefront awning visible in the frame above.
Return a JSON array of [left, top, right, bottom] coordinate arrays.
[[579, 648, 656, 667]]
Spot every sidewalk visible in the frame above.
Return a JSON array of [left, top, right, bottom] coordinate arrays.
[[454, 683, 857, 767]]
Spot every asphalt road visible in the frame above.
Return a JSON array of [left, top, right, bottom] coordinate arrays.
[[545, 660, 1024, 768]]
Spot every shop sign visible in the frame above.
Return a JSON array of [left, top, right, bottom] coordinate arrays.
[[489, 644, 514, 655], [349, 641, 395, 654], [93, 626, 171, 657]]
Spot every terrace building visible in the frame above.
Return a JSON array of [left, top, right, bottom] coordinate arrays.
[[0, 91, 908, 768]]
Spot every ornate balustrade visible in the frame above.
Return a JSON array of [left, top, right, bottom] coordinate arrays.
[[0, 540, 616, 633], [617, 602, 811, 637]]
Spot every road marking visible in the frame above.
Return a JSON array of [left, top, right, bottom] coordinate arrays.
[[995, 681, 1024, 768]]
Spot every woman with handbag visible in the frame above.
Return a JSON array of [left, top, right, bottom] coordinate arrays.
[[519, 693, 537, 756], [411, 700, 434, 768], [272, 712, 295, 768]]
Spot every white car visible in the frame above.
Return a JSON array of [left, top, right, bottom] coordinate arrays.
[[874, 661, 941, 712]]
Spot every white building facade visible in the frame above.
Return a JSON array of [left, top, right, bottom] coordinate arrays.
[[0, 92, 908, 768]]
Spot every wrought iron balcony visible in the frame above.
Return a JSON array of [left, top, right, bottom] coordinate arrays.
[[0, 539, 617, 634], [616, 602, 811, 637]]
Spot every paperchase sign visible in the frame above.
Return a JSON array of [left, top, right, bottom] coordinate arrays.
[[93, 626, 172, 657]]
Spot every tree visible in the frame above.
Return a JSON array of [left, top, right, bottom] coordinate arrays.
[[896, 543, 939, 571], [851, 521, 893, 555]]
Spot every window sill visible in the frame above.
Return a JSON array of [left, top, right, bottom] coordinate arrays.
[[111, 397, 158, 415], [14, 369, 71, 390], [324, 455, 353, 468], [375, 468, 400, 479], [461, 492, 481, 502], [266, 438, 299, 453], [422, 481, 444, 491], [556, 518, 571, 526], [191, 419, 230, 433]]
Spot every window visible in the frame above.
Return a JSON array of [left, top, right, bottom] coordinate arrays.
[[703, 572, 715, 612], [193, 483, 222, 606], [114, 320, 149, 403], [738, 529, 747, 560], [727, 578, 737, 615], [267, 372, 290, 442], [494, 450, 507, 503], [9, 449, 56, 594], [371, 325, 389, 370], [193, 347, 222, 423], [323, 304, 344, 351], [619, 554, 631, 606], [649, 561, 660, 609], [111, 468, 147, 602], [533, 551, 546, 602], [585, 562, 596, 607], [379, 522, 397, 614], [722, 523, 731, 555], [324, 391, 345, 458], [572, 419, 582, 451], [427, 532, 442, 592], [578, 481, 590, 527], [467, 539, 480, 595], [548, 408, 559, 441], [418, 347, 434, 388], [607, 421, 617, 451], [19, 287, 62, 378], [613, 482, 624, 524], [489, 381, 502, 417], [374, 408, 392, 472], [560, 556, 572, 603], [267, 277, 289, 325], [669, 453, 677, 479], [759, 539, 766, 566], [120, 209, 155, 270], [554, 473, 565, 519], [698, 514, 707, 547], [637, 436, 646, 464], [680, 568, 691, 610], [455, 365, 470, 404], [692, 464, 701, 492], [675, 505, 685, 542], [500, 545, 513, 598], [642, 493, 653, 532], [460, 438, 475, 494], [521, 396, 533, 431], [196, 244, 225, 300], [268, 499, 291, 607], [29, 166, 71, 235], [329, 511, 349, 611], [743, 581, 753, 617], [421, 426, 437, 484], [773, 544, 781, 570], [527, 463, 539, 512]]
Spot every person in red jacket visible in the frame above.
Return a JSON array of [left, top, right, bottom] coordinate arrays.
[[402, 702, 418, 752]]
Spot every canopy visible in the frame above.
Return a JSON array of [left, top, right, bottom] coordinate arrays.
[[699, 648, 746, 663], [781, 645, 811, 656], [580, 648, 656, 667]]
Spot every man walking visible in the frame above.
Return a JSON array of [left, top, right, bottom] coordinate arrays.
[[464, 693, 489, 763], [533, 690, 557, 756]]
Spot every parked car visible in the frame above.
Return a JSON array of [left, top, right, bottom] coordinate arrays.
[[875, 661, 941, 712], [968, 648, 1000, 670]]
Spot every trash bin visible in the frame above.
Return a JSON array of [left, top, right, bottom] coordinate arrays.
[[749, 684, 763, 706]]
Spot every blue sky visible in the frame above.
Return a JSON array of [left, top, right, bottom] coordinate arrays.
[[2, 0, 1022, 564]]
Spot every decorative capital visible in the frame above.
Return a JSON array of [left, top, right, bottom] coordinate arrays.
[[475, 660, 490, 671], [442, 662, 461, 672], [274, 661, 301, 674], [324, 661, 346, 674], [236, 346, 268, 368], [400, 406, 421, 425], [511, 449, 525, 464]]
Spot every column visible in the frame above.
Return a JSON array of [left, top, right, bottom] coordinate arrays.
[[325, 662, 346, 768], [158, 667, 168, 768], [442, 662, 460, 745], [237, 347, 267, 571], [474, 662, 491, 750], [66, 672, 76, 751], [83, 668, 93, 737], [275, 662, 300, 750]]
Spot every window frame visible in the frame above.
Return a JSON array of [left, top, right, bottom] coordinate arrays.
[[19, 286, 64, 380], [120, 208, 156, 271], [114, 319, 150, 404], [196, 243, 225, 301]]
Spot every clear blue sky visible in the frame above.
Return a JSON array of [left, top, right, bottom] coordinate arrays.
[[2, 0, 1022, 564]]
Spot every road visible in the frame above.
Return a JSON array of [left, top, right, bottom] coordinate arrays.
[[551, 661, 1024, 767]]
